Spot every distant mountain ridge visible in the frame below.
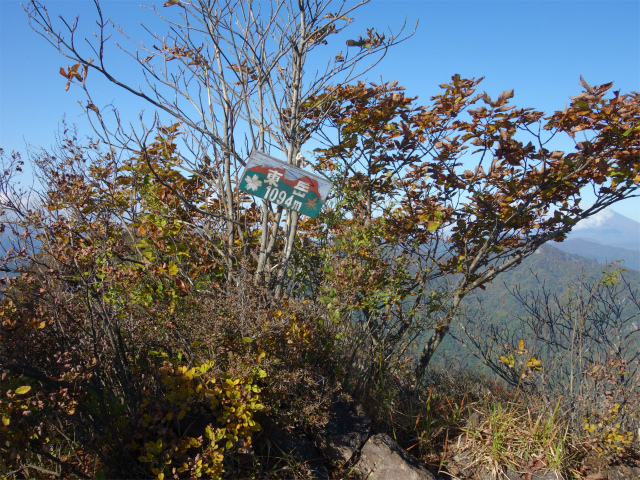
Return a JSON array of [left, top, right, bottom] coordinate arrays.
[[554, 238, 639, 271], [567, 209, 640, 251], [553, 209, 640, 270]]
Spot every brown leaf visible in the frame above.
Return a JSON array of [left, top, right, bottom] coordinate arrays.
[[580, 75, 595, 94], [497, 89, 514, 103], [175, 278, 189, 294], [163, 0, 182, 6]]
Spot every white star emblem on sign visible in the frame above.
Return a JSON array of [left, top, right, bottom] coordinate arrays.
[[244, 174, 262, 191]]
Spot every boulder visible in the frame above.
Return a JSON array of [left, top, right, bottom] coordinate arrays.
[[500, 466, 566, 480], [355, 433, 436, 480], [582, 455, 640, 480], [607, 463, 640, 480]]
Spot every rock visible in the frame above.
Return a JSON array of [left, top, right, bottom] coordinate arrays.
[[472, 471, 493, 480], [465, 412, 482, 430], [453, 465, 564, 480], [463, 467, 518, 480], [581, 455, 640, 480], [311, 397, 371, 463], [608, 464, 640, 480], [501, 470, 522, 480], [582, 455, 609, 478], [448, 448, 476, 478], [499, 467, 565, 480], [527, 471, 565, 480], [355, 433, 436, 480]]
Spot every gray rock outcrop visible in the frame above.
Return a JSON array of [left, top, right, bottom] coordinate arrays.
[[355, 433, 436, 480]]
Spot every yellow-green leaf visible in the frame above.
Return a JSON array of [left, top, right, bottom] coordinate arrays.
[[2, 415, 10, 426], [526, 357, 542, 370], [167, 262, 179, 276], [498, 354, 514, 368], [15, 385, 31, 395], [242, 337, 253, 343]]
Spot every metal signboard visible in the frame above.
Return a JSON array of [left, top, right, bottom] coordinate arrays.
[[238, 151, 332, 218]]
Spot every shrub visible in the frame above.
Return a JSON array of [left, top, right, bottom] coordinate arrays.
[[0, 140, 338, 478]]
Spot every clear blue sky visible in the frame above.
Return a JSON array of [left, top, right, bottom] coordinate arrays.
[[1, 0, 639, 221]]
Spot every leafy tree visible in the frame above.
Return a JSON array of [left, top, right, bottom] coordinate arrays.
[[300, 76, 640, 382], [25, 0, 409, 292]]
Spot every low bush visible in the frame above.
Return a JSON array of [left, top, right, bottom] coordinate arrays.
[[0, 142, 339, 478]]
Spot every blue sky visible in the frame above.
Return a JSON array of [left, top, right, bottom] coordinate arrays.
[[1, 0, 639, 222]]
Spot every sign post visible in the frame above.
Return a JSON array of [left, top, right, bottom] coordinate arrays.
[[238, 151, 332, 218]]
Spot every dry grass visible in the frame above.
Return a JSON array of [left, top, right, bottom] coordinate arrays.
[[451, 399, 573, 476], [353, 362, 639, 479]]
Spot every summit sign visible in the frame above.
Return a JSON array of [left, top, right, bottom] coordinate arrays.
[[239, 151, 332, 218]]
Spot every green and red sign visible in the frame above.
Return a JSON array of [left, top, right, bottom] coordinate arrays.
[[239, 151, 332, 218]]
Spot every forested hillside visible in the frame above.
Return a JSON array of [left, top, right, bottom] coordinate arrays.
[[433, 244, 640, 370], [555, 210, 640, 270], [555, 238, 640, 271]]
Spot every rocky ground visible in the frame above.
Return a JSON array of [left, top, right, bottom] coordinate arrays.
[[242, 395, 640, 480]]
